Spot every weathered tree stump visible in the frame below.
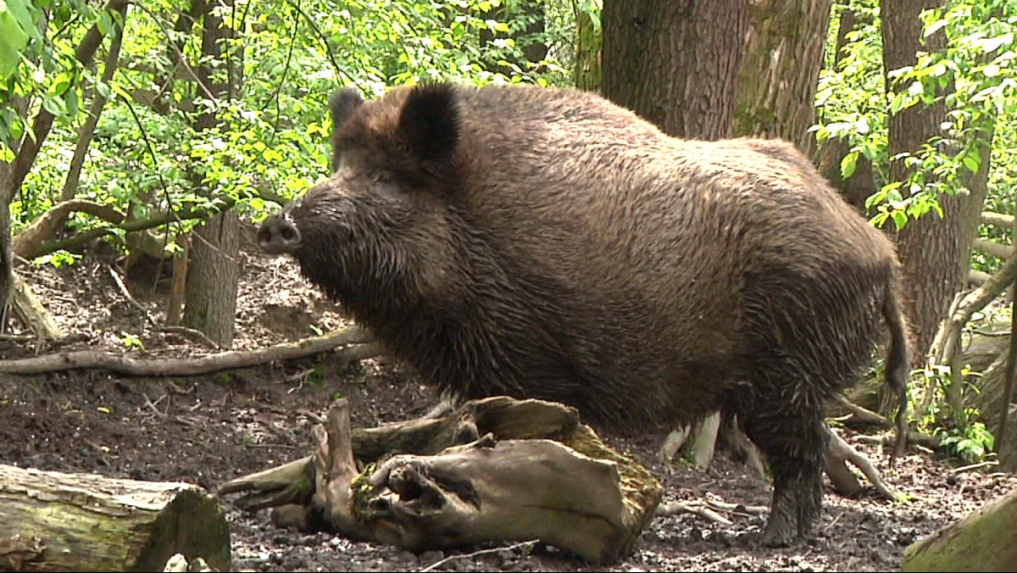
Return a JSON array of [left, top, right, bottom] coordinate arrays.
[[0, 464, 231, 572], [219, 396, 664, 564], [902, 485, 1017, 572]]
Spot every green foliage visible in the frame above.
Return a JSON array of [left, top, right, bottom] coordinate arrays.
[[813, 0, 1017, 235], [121, 331, 144, 350], [4, 0, 575, 262], [938, 417, 995, 464], [909, 362, 997, 464]]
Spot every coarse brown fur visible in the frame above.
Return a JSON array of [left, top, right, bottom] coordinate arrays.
[[257, 82, 911, 548]]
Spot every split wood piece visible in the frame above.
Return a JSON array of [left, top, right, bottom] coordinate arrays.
[[0, 464, 231, 572], [219, 396, 664, 564], [902, 485, 1017, 572]]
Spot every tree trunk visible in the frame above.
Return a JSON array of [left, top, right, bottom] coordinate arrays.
[[902, 486, 1017, 571], [183, 212, 240, 348], [182, 0, 241, 348], [0, 463, 231, 572], [881, 0, 961, 363], [574, 0, 603, 92], [733, 0, 833, 157], [601, 0, 750, 140]]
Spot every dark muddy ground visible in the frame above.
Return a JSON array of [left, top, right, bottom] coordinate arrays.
[[1, 230, 1014, 572]]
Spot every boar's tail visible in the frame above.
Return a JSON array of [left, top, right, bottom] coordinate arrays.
[[882, 279, 911, 468]]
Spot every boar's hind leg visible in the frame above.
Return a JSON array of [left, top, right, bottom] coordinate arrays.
[[736, 384, 828, 547]]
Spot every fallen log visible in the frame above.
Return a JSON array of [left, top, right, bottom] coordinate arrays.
[[219, 396, 664, 565], [0, 464, 231, 572], [0, 327, 377, 376], [902, 485, 1017, 571]]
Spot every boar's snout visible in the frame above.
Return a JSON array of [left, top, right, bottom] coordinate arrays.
[[258, 213, 302, 255]]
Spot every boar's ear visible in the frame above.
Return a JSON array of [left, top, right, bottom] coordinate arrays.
[[397, 83, 460, 178], [329, 88, 364, 172]]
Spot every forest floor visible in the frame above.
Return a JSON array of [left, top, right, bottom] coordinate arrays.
[[1, 224, 1015, 572]]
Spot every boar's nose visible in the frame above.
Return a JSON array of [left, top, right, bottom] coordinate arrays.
[[258, 214, 302, 255]]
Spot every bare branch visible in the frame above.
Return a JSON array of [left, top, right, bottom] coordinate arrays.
[[0, 327, 377, 376]]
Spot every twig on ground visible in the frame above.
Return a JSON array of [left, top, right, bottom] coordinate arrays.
[[419, 540, 539, 573]]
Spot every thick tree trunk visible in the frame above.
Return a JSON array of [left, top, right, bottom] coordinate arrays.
[[0, 463, 231, 572], [902, 486, 1017, 571], [882, 0, 962, 363], [733, 0, 833, 157], [183, 212, 240, 347], [183, 0, 241, 348], [601, 0, 749, 140]]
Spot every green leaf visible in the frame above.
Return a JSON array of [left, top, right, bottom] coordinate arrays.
[[0, 12, 29, 79], [962, 150, 981, 174], [840, 151, 859, 180], [41, 93, 66, 116], [892, 210, 908, 231]]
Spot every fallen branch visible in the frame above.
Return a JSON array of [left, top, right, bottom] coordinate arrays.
[[27, 201, 232, 260], [0, 327, 376, 376], [982, 211, 1015, 229], [12, 200, 125, 258], [419, 540, 538, 573], [972, 238, 1012, 261], [833, 395, 941, 450], [656, 498, 769, 526]]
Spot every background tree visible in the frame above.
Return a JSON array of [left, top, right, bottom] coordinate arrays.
[[601, 0, 750, 140]]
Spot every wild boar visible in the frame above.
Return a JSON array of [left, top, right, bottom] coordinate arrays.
[[257, 82, 910, 547]]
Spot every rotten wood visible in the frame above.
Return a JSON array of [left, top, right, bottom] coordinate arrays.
[[0, 327, 376, 376], [0, 463, 231, 572], [10, 272, 63, 341], [219, 396, 664, 565], [902, 485, 1017, 571]]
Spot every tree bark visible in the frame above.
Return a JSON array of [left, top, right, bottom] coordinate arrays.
[[573, 0, 602, 92], [733, 0, 832, 157], [183, 0, 241, 348], [601, 0, 749, 140], [0, 463, 231, 572], [902, 486, 1017, 571], [183, 211, 241, 348], [881, 0, 960, 363]]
